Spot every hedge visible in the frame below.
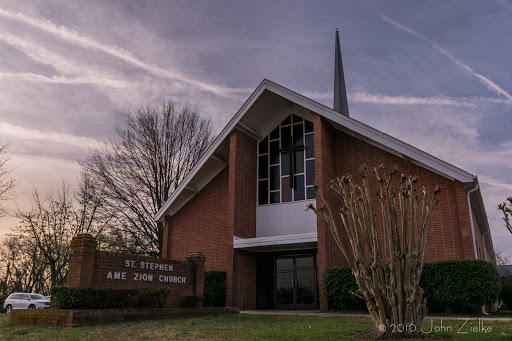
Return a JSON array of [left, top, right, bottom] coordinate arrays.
[[323, 260, 501, 313], [322, 267, 366, 311], [500, 276, 512, 309], [420, 260, 501, 313], [203, 269, 226, 307], [0, 296, 6, 313], [50, 286, 171, 309]]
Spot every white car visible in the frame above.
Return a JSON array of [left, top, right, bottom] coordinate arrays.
[[3, 293, 50, 313]]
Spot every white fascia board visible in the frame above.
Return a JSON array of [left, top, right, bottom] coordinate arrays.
[[233, 232, 317, 249], [264, 81, 474, 183], [154, 80, 270, 221]]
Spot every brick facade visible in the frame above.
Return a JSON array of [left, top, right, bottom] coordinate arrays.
[[312, 113, 483, 310], [161, 113, 486, 311], [163, 129, 257, 310]]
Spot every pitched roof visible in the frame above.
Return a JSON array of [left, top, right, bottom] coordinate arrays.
[[154, 79, 476, 221]]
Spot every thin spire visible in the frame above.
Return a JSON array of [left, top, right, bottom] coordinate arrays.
[[334, 29, 349, 116]]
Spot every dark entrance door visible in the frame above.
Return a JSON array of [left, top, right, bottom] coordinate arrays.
[[275, 255, 317, 309]]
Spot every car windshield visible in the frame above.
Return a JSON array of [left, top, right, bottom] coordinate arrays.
[[29, 294, 47, 300]]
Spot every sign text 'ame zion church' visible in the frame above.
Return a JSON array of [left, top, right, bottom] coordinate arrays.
[[106, 260, 187, 284]]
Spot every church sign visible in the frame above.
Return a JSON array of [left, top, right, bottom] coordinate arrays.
[[105, 259, 186, 284], [67, 234, 205, 308]]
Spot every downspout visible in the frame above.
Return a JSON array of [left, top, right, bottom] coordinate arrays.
[[467, 182, 489, 315], [466, 183, 479, 260], [482, 231, 489, 261]]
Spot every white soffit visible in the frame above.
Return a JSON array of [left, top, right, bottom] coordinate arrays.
[[155, 79, 474, 221], [233, 232, 318, 252]]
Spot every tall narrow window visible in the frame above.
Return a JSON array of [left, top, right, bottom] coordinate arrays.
[[257, 114, 315, 205]]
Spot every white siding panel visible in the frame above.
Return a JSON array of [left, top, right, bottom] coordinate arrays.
[[256, 200, 317, 237]]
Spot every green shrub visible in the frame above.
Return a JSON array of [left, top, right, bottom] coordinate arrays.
[[322, 267, 366, 311], [323, 260, 500, 313], [500, 276, 512, 309], [137, 287, 172, 308], [0, 296, 6, 313], [420, 260, 501, 313], [203, 269, 226, 307], [50, 286, 170, 309]]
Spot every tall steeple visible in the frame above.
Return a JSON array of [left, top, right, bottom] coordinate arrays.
[[334, 29, 349, 116]]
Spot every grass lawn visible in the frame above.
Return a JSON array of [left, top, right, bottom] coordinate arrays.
[[0, 313, 511, 341]]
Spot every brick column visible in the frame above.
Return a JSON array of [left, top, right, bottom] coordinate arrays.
[[162, 215, 172, 260], [186, 252, 206, 307], [314, 114, 338, 311], [226, 129, 257, 308], [67, 234, 97, 287]]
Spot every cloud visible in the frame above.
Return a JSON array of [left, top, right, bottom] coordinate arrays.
[[0, 7, 252, 98], [301, 90, 512, 107], [381, 15, 512, 101], [479, 176, 512, 193], [0, 122, 100, 150], [0, 29, 130, 88]]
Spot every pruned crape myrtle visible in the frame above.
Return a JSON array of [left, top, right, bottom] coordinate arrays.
[[498, 197, 512, 234], [308, 164, 441, 337]]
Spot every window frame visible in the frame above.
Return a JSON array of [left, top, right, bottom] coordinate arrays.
[[257, 114, 315, 206]]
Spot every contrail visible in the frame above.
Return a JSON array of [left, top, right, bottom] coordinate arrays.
[[0, 29, 129, 88], [381, 15, 512, 101], [0, 72, 128, 87], [302, 90, 512, 107], [0, 7, 252, 98]]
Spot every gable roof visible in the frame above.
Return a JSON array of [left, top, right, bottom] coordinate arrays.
[[154, 79, 476, 221]]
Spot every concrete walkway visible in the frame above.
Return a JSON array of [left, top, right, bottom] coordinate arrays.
[[240, 310, 512, 321]]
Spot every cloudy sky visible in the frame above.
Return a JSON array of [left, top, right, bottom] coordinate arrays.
[[0, 0, 511, 260]]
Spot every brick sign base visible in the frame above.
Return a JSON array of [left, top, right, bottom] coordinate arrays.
[[10, 307, 239, 328], [66, 234, 206, 308]]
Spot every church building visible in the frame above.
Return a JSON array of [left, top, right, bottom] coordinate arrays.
[[154, 31, 495, 311]]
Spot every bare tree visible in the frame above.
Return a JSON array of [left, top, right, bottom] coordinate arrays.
[[14, 177, 109, 289], [495, 247, 511, 266], [80, 102, 213, 257], [498, 197, 512, 234], [0, 143, 17, 216], [0, 234, 47, 294], [308, 165, 441, 337]]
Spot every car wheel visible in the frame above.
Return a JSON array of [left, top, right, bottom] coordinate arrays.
[[5, 305, 12, 313], [28, 304, 35, 309]]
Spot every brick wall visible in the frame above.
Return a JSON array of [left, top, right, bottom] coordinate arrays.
[[314, 113, 478, 309], [10, 307, 239, 328], [163, 129, 257, 310], [67, 234, 205, 308], [165, 168, 230, 269]]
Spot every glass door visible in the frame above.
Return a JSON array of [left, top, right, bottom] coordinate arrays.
[[275, 257, 294, 308], [275, 255, 317, 310]]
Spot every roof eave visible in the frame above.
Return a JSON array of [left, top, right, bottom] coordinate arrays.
[[155, 79, 476, 221], [154, 79, 271, 221]]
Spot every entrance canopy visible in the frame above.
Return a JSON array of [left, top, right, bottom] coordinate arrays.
[[233, 232, 317, 252]]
